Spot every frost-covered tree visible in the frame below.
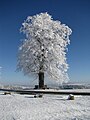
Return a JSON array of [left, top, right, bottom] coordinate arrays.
[[17, 13, 72, 89]]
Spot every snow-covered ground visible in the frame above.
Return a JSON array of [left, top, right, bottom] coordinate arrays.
[[0, 91, 90, 120]]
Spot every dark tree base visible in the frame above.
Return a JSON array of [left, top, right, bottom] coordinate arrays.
[[38, 72, 44, 89]]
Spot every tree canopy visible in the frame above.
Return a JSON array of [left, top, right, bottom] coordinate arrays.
[[17, 12, 72, 84]]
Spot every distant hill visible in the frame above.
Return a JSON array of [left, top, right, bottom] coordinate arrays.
[[0, 83, 90, 90], [59, 83, 90, 89]]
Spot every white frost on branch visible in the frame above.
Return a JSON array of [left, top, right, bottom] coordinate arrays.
[[17, 12, 72, 83]]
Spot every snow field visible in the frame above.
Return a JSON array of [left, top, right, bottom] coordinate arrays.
[[0, 93, 90, 120]]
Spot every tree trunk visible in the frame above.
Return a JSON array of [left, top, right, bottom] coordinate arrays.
[[38, 72, 44, 89]]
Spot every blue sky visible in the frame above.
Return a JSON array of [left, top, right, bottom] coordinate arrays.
[[0, 0, 90, 85]]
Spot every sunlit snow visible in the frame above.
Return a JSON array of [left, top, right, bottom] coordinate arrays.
[[0, 92, 90, 120]]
